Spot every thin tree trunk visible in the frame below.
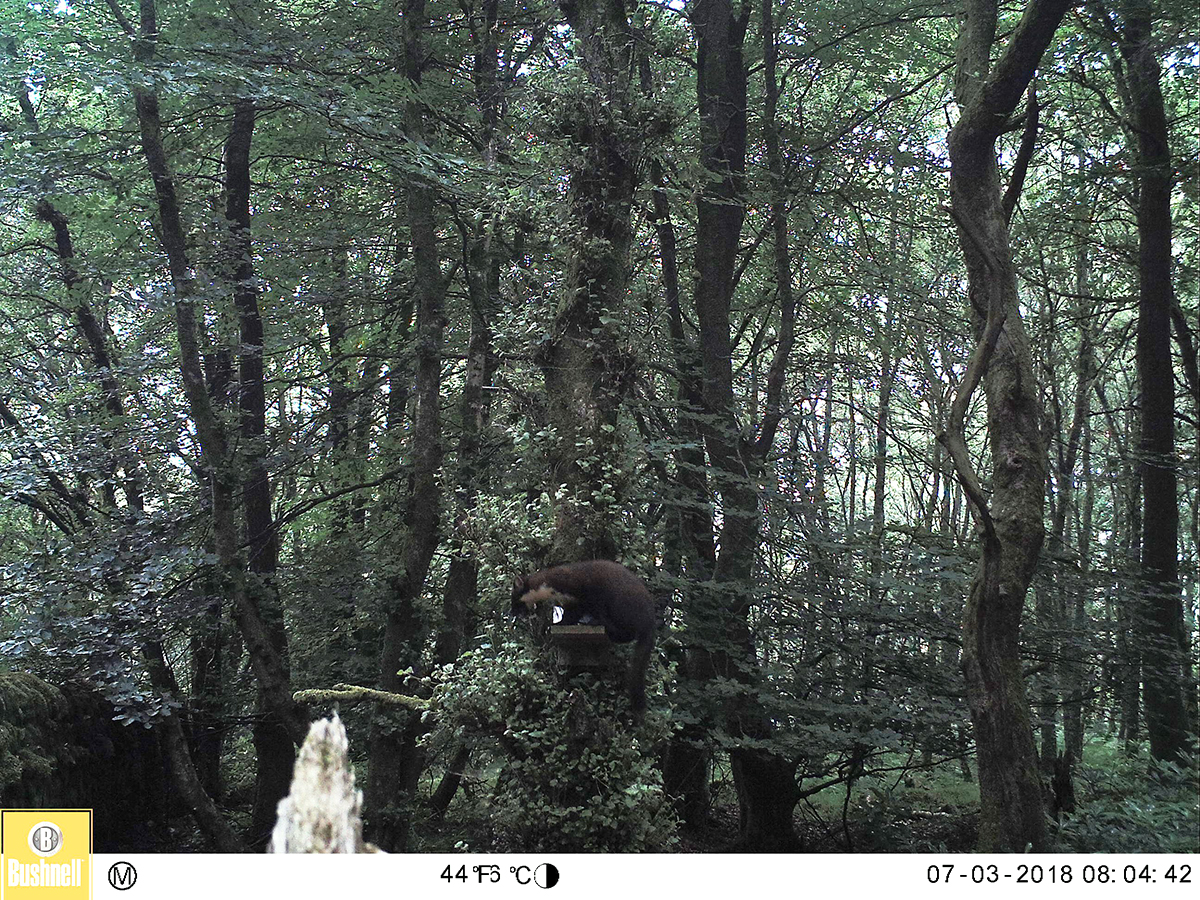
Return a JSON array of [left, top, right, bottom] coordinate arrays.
[[223, 96, 297, 849], [119, 1, 308, 854], [143, 641, 244, 852], [436, 0, 503, 666], [189, 586, 225, 799], [316, 235, 369, 678], [1114, 0, 1190, 763], [1063, 182, 1096, 764], [33, 200, 145, 510], [643, 47, 716, 835], [123, 0, 307, 745], [688, 0, 800, 850], [367, 0, 447, 851], [30, 159, 237, 842]]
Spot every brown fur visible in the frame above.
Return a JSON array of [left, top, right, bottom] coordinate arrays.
[[518, 585, 560, 611], [511, 560, 656, 714]]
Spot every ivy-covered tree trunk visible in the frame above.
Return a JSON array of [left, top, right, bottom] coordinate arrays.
[[536, 0, 642, 562], [946, 0, 1071, 852]]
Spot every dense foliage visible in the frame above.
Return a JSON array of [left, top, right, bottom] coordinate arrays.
[[0, 0, 1195, 852]]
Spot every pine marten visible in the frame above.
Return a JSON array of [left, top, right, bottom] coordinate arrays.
[[511, 560, 656, 715]]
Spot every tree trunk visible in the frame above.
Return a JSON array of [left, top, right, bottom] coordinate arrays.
[[125, 10, 309, 855], [946, 0, 1071, 852], [1115, 0, 1190, 763], [1035, 582, 1059, 766], [435, 0, 503, 665], [367, 0, 447, 851], [189, 588, 225, 800], [314, 234, 369, 680], [223, 95, 298, 851], [33, 200, 146, 511], [435, 268, 492, 665], [1096, 380, 1143, 751], [144, 641, 245, 852], [689, 0, 800, 850], [1063, 184, 1096, 765], [642, 52, 716, 832], [537, 0, 642, 562], [29, 157, 235, 841]]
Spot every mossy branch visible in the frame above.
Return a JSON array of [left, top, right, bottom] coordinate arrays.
[[293, 684, 430, 711]]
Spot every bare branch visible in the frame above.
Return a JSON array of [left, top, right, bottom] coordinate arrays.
[[937, 302, 1009, 542], [103, 0, 136, 36], [1003, 82, 1040, 223]]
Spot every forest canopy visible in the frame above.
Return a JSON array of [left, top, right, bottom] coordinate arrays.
[[0, 0, 1196, 854]]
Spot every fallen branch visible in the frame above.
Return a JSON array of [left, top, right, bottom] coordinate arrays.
[[293, 684, 430, 711]]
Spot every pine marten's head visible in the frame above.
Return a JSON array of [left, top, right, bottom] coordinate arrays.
[[510, 576, 558, 616]]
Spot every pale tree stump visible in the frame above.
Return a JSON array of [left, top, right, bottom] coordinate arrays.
[[269, 713, 379, 853]]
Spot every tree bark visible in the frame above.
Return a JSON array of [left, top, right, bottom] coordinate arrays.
[[946, 0, 1071, 853], [26, 129, 235, 844], [223, 96, 298, 849], [33, 200, 145, 511], [689, 0, 800, 850], [189, 586, 225, 800], [367, 0, 447, 851], [641, 51, 716, 832], [143, 641, 245, 852], [1113, 0, 1190, 763], [1062, 201, 1096, 764], [435, 0, 504, 666], [537, 0, 642, 562], [119, 0, 308, 851]]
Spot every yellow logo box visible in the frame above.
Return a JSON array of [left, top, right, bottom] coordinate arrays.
[[0, 810, 91, 900]]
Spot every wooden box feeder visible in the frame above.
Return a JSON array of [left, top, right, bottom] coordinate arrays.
[[550, 624, 612, 672]]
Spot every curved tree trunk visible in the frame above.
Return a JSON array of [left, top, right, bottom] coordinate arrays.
[[945, 0, 1071, 853], [123, 0, 309, 852]]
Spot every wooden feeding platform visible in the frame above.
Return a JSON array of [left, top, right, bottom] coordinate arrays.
[[550, 624, 613, 671]]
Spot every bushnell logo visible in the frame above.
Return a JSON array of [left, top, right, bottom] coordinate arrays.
[[1, 809, 91, 898], [27, 823, 63, 858]]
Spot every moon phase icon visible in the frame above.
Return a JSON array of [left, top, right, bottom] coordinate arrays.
[[534, 863, 560, 888]]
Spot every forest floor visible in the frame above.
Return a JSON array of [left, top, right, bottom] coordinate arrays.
[[671, 759, 981, 853], [134, 736, 1195, 852], [799, 759, 981, 852]]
